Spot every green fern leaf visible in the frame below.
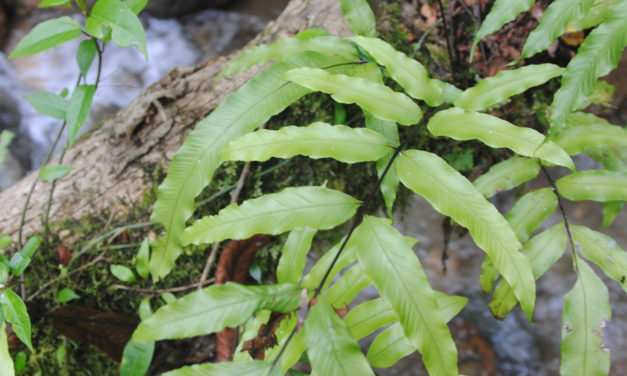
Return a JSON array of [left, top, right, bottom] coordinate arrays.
[[305, 297, 374, 376], [601, 201, 624, 229], [398, 150, 536, 319], [554, 123, 627, 155], [364, 293, 466, 368], [346, 294, 466, 341], [366, 324, 415, 368], [326, 263, 370, 308], [338, 0, 376, 37], [302, 236, 357, 291], [474, 157, 541, 198], [276, 228, 317, 285], [560, 260, 611, 376], [345, 298, 398, 340], [479, 188, 557, 292], [132, 282, 301, 342], [434, 79, 463, 103], [221, 122, 393, 163], [428, 108, 574, 170], [183, 186, 360, 245], [163, 361, 271, 376], [454, 64, 563, 111], [348, 36, 444, 106], [470, 0, 535, 60], [571, 225, 627, 292], [506, 188, 558, 242], [353, 216, 458, 376], [518, 0, 595, 61], [572, 0, 622, 29], [148, 52, 355, 280], [284, 67, 423, 125], [490, 223, 566, 319], [556, 170, 627, 202], [550, 1, 627, 133], [0, 322, 14, 375], [219, 36, 357, 77]]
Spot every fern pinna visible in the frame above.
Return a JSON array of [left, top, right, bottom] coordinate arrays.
[[131, 0, 627, 374]]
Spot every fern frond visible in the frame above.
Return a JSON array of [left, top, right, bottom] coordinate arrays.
[[556, 170, 627, 202], [571, 225, 627, 292], [554, 123, 627, 155], [148, 52, 355, 281], [518, 0, 595, 61], [276, 228, 317, 285], [338, 0, 377, 37], [284, 67, 423, 125], [183, 186, 360, 245], [305, 298, 374, 375], [474, 157, 540, 198], [354, 216, 459, 376], [506, 188, 557, 242], [550, 1, 627, 133], [428, 108, 574, 170], [163, 361, 271, 376], [560, 261, 611, 376], [454, 64, 563, 111], [221, 122, 394, 163], [470, 0, 536, 60], [348, 36, 444, 106], [219, 36, 357, 78], [132, 283, 301, 342], [398, 150, 536, 319], [490, 223, 566, 318]]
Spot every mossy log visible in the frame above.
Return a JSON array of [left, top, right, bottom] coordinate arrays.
[[0, 0, 354, 241]]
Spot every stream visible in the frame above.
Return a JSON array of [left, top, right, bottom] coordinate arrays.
[[0, 2, 625, 375]]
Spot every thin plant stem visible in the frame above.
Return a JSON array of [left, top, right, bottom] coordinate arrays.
[[541, 166, 580, 271], [436, 0, 458, 75], [42, 39, 104, 246]]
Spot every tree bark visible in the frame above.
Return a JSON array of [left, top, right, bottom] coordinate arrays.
[[0, 0, 352, 240]]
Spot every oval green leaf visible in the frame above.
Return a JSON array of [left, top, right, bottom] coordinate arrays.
[[76, 39, 98, 77], [23, 91, 68, 120], [428, 107, 575, 170], [0, 322, 14, 376], [354, 216, 458, 376], [556, 170, 627, 202], [284, 67, 422, 125], [183, 186, 359, 245], [66, 85, 96, 147], [133, 282, 301, 342], [348, 36, 444, 106], [120, 340, 155, 376], [56, 288, 80, 303], [474, 157, 540, 198], [110, 264, 136, 282], [0, 289, 33, 351], [9, 16, 81, 59], [221, 122, 393, 164], [454, 64, 564, 111], [134, 239, 150, 279], [85, 0, 147, 58], [39, 164, 74, 182], [398, 150, 536, 319]]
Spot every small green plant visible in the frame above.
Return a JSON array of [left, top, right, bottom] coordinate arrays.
[[123, 0, 627, 375], [0, 236, 41, 372], [4, 0, 149, 373]]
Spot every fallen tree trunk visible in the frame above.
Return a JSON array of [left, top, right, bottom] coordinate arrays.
[[0, 0, 352, 240]]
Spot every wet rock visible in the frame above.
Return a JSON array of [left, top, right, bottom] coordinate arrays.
[[144, 0, 231, 18]]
